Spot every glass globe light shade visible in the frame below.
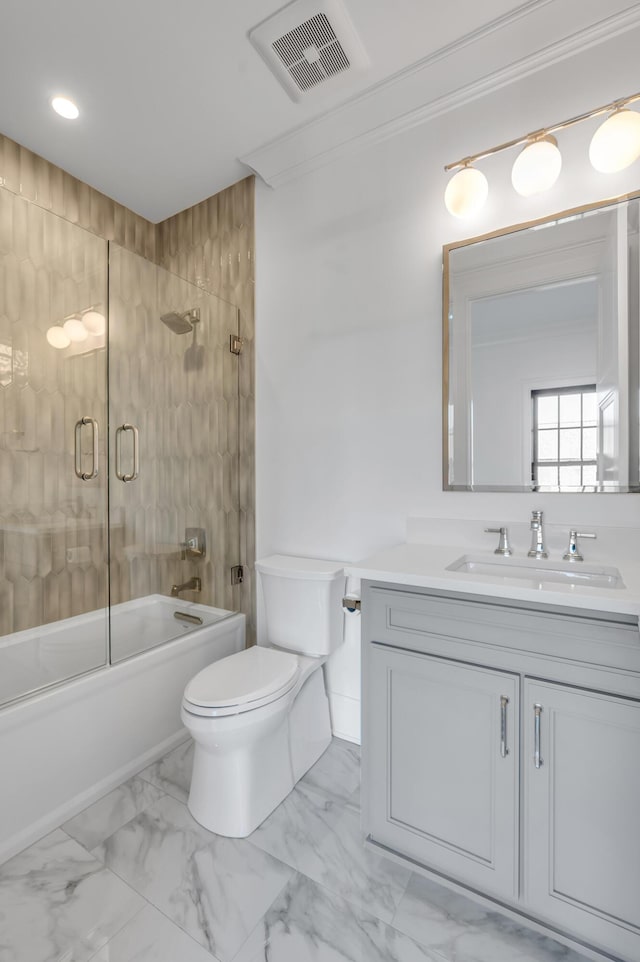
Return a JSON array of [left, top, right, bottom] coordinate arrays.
[[444, 165, 489, 218], [511, 136, 562, 197], [63, 317, 89, 342], [589, 109, 640, 173], [46, 326, 71, 349], [82, 310, 106, 335]]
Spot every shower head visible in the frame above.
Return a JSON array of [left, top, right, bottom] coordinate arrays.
[[160, 308, 200, 334]]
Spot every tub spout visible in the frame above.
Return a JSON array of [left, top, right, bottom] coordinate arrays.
[[171, 576, 202, 598]]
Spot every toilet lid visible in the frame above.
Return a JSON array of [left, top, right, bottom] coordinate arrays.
[[184, 646, 299, 710]]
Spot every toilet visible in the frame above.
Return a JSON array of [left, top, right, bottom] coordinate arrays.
[[180, 554, 346, 837]]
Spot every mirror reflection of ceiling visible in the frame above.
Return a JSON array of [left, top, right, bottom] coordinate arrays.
[[470, 278, 599, 347]]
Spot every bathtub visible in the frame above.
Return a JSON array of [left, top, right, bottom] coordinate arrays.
[[0, 595, 245, 864]]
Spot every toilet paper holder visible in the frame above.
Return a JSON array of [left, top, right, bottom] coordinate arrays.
[[342, 596, 361, 613]]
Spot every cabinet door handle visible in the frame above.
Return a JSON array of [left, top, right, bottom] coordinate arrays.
[[533, 703, 543, 769], [74, 417, 99, 480], [115, 423, 139, 482], [500, 695, 509, 757]]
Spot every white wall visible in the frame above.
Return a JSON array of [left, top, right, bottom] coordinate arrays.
[[255, 28, 640, 742], [472, 325, 595, 485]]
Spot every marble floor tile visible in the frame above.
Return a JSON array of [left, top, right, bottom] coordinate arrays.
[[300, 737, 361, 805], [233, 873, 440, 962], [62, 775, 167, 852], [138, 737, 194, 804], [249, 782, 410, 923], [94, 793, 292, 962], [347, 782, 360, 812], [0, 829, 144, 962], [88, 903, 219, 962], [391, 874, 591, 962]]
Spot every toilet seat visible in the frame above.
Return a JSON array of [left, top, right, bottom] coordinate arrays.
[[183, 646, 300, 718]]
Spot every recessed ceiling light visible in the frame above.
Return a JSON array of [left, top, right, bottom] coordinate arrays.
[[51, 96, 79, 120]]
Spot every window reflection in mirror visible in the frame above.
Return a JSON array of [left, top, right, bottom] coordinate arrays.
[[443, 196, 640, 492]]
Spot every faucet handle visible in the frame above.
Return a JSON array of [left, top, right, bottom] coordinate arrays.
[[562, 529, 597, 562], [485, 526, 513, 556], [180, 527, 206, 561]]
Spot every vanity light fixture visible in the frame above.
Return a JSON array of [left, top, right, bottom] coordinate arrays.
[[46, 308, 107, 351], [63, 316, 89, 342], [81, 309, 106, 335], [51, 96, 79, 120], [444, 91, 640, 217], [443, 164, 489, 218], [511, 135, 562, 197], [589, 107, 640, 173], [46, 326, 71, 349]]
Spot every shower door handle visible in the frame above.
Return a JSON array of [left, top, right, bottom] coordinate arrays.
[[74, 417, 99, 480], [115, 423, 139, 482]]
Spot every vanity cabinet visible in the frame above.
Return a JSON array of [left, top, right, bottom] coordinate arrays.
[[368, 646, 519, 898], [362, 582, 640, 962], [524, 680, 640, 960]]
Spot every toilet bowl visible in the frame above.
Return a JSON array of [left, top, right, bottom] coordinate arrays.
[[181, 555, 346, 837]]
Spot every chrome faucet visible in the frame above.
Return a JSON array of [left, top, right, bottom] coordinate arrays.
[[527, 510, 548, 559], [170, 576, 202, 598]]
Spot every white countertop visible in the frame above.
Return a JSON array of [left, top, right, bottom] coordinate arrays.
[[346, 542, 640, 620]]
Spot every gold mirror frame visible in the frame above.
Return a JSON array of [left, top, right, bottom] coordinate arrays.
[[442, 188, 640, 492]]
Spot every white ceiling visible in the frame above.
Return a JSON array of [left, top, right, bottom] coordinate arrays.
[[0, 0, 637, 222], [471, 279, 598, 347]]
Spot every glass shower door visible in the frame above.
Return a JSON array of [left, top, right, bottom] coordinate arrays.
[[108, 244, 241, 662], [0, 188, 109, 706]]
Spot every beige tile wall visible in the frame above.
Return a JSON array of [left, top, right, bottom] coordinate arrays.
[[108, 245, 242, 655], [0, 133, 256, 644], [0, 136, 156, 260], [0, 186, 109, 636], [156, 178, 256, 642]]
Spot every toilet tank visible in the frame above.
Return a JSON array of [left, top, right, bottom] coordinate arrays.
[[255, 555, 346, 657]]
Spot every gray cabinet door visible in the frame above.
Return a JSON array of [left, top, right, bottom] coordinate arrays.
[[368, 645, 519, 898], [525, 680, 640, 962]]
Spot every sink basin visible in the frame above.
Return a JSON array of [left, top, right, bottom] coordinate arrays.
[[446, 554, 625, 590]]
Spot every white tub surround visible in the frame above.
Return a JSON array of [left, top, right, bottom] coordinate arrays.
[[0, 595, 237, 708], [0, 601, 244, 865]]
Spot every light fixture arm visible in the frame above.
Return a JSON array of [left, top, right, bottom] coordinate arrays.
[[444, 91, 640, 172]]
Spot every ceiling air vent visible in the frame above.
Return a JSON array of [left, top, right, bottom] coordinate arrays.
[[250, 0, 368, 103]]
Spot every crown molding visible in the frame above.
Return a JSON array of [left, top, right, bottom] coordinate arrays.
[[241, 0, 640, 189]]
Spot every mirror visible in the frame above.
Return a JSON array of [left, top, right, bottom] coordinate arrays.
[[443, 194, 640, 492]]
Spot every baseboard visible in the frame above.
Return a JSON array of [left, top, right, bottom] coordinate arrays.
[[0, 728, 189, 866], [328, 690, 361, 745]]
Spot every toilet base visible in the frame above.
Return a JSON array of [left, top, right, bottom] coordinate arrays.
[[184, 664, 331, 837]]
